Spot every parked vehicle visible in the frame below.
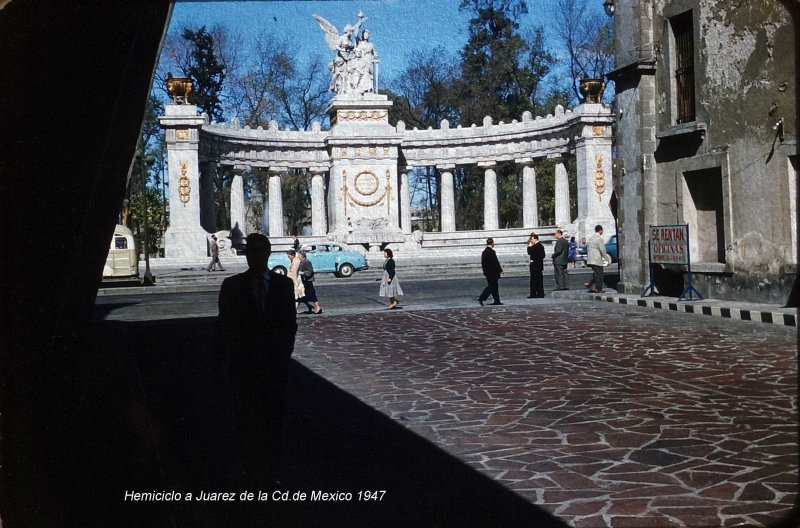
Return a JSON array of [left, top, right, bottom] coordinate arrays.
[[268, 242, 368, 278], [103, 225, 139, 280], [605, 234, 618, 263]]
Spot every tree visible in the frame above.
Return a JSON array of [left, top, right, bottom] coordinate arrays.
[[388, 47, 461, 231], [553, 0, 614, 101], [455, 0, 545, 229], [275, 55, 331, 131], [181, 26, 226, 122], [156, 25, 239, 122]]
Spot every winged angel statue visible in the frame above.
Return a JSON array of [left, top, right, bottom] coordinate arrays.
[[313, 12, 378, 96]]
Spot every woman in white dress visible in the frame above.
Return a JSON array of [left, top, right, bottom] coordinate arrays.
[[379, 248, 403, 309]]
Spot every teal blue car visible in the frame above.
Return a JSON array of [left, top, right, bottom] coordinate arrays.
[[268, 242, 369, 278]]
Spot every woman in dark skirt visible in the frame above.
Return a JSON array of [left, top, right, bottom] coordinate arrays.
[[297, 250, 322, 314]]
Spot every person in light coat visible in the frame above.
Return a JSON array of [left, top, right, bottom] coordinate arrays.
[[586, 225, 610, 293]]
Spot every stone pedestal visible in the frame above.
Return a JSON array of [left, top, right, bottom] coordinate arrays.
[[326, 94, 404, 246], [573, 120, 615, 241], [159, 104, 209, 260]]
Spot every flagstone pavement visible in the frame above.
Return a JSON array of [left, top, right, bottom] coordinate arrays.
[[291, 301, 798, 528]]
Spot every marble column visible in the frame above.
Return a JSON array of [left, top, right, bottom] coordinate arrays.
[[268, 169, 284, 238], [521, 163, 539, 228], [230, 170, 245, 233], [438, 165, 456, 232], [199, 161, 217, 233], [481, 163, 499, 230], [400, 169, 412, 235], [310, 169, 327, 237], [555, 162, 571, 226]]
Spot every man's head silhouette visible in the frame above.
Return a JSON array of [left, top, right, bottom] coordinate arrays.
[[246, 233, 271, 274]]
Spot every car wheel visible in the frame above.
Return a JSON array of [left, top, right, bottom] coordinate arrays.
[[337, 263, 354, 278], [272, 265, 287, 276]]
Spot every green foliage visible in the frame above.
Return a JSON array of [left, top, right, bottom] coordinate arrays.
[[457, 0, 531, 125], [451, 0, 560, 229], [281, 171, 311, 237], [125, 187, 164, 256], [533, 157, 577, 225], [181, 26, 226, 122]]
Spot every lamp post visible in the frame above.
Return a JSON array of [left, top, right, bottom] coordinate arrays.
[[137, 144, 156, 285]]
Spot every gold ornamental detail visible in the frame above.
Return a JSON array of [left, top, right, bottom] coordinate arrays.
[[166, 76, 193, 105], [594, 155, 605, 200], [593, 125, 604, 137], [339, 110, 388, 122], [176, 129, 189, 140], [179, 160, 191, 205]]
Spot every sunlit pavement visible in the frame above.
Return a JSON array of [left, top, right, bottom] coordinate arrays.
[[291, 301, 798, 527]]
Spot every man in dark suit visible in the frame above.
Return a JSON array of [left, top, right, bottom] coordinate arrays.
[[477, 237, 504, 306], [552, 229, 569, 290], [215, 233, 298, 487]]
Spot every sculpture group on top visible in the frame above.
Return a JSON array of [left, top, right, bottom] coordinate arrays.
[[314, 11, 379, 96]]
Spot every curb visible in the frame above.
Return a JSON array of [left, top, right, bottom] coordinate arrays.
[[554, 291, 797, 328]]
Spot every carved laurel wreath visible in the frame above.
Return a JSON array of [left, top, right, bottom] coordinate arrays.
[[594, 155, 605, 200], [179, 160, 191, 205]]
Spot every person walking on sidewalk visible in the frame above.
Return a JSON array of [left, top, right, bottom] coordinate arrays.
[[297, 250, 322, 314], [477, 238, 503, 306], [206, 234, 225, 272], [586, 224, 610, 293], [567, 236, 578, 268], [287, 249, 309, 312], [527, 232, 545, 298], [379, 248, 403, 309], [551, 230, 569, 290]]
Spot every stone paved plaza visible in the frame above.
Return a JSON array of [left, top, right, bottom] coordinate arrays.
[[291, 301, 798, 527]]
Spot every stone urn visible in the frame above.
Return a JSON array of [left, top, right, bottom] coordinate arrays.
[[579, 78, 605, 104]]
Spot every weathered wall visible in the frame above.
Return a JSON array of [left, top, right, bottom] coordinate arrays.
[[615, 0, 797, 301]]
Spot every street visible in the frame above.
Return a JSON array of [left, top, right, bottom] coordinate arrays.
[[94, 268, 600, 321]]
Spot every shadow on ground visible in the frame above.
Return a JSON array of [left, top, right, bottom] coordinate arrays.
[[16, 316, 567, 528]]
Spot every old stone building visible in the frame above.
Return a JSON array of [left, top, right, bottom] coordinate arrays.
[[609, 0, 797, 303]]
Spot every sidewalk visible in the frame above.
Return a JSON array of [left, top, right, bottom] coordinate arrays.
[[552, 288, 798, 327]]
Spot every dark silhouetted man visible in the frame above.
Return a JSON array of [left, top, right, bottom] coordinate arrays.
[[215, 233, 297, 487], [477, 237, 503, 305]]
